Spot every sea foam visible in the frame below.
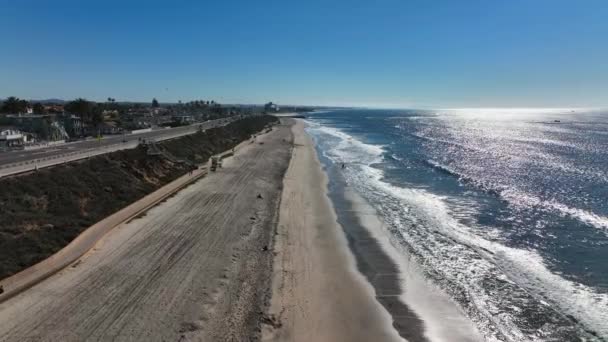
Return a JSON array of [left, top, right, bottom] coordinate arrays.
[[306, 119, 608, 341]]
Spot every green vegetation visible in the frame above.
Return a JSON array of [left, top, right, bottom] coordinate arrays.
[[1, 96, 261, 142], [0, 115, 278, 280], [64, 98, 104, 129], [0, 97, 29, 114], [32, 103, 46, 114]]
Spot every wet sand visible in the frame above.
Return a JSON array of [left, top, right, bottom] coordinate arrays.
[[263, 120, 403, 342], [265, 119, 482, 342], [0, 118, 479, 342], [326, 166, 429, 342]]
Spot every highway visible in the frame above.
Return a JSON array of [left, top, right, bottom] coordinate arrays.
[[0, 116, 240, 178]]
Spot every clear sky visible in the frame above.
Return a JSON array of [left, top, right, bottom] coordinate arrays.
[[1, 0, 607, 108]]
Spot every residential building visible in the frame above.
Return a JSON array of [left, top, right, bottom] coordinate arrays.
[[0, 127, 27, 148]]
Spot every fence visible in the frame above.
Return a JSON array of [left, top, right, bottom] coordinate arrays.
[[0, 116, 241, 178]]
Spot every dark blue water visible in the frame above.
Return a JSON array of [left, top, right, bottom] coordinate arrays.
[[305, 109, 608, 341]]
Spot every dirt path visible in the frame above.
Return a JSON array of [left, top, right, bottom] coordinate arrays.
[[262, 120, 403, 342], [0, 122, 292, 342], [0, 167, 209, 304]]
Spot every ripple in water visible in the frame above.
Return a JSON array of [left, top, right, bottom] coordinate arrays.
[[305, 108, 608, 341]]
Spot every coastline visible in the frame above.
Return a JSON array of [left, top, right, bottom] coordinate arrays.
[[263, 119, 403, 342], [0, 117, 483, 341], [265, 118, 483, 342], [303, 109, 608, 341], [328, 170, 482, 342], [325, 165, 429, 342]]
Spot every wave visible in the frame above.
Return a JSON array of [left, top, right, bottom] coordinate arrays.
[[358, 166, 608, 340], [425, 159, 608, 234], [306, 121, 608, 341], [410, 130, 608, 183], [305, 121, 385, 165], [424, 159, 463, 178], [500, 189, 608, 234]]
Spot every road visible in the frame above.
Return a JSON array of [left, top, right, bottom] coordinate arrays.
[[0, 116, 240, 178], [0, 121, 293, 341]]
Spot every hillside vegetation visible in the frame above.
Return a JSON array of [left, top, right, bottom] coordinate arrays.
[[0, 115, 278, 280]]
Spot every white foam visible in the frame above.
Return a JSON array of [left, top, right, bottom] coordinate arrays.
[[306, 121, 608, 340], [305, 121, 384, 165], [307, 120, 484, 341], [501, 189, 608, 234], [426, 155, 608, 233], [359, 165, 608, 340], [345, 188, 484, 342]]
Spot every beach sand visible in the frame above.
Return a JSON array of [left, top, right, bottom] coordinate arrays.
[[0, 118, 475, 342], [263, 120, 403, 342], [0, 121, 292, 341]]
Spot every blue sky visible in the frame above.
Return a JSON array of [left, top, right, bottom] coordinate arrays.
[[1, 0, 607, 108]]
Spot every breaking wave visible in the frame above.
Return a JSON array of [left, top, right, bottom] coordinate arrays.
[[306, 120, 608, 341]]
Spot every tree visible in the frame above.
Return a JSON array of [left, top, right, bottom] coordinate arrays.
[[32, 118, 51, 140], [65, 98, 92, 118], [33, 103, 46, 114], [1, 96, 29, 113], [91, 106, 104, 129], [63, 117, 76, 137], [152, 98, 159, 108], [65, 98, 98, 129]]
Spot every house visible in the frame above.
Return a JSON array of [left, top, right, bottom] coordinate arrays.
[[0, 127, 27, 148], [151, 107, 169, 116], [264, 102, 280, 112], [99, 121, 121, 135], [172, 115, 195, 125], [61, 114, 84, 137], [3, 114, 67, 141], [102, 110, 120, 121], [44, 104, 65, 114]]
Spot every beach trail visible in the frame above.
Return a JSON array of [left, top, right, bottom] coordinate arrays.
[[263, 120, 403, 342]]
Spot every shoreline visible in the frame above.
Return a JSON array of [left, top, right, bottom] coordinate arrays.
[[325, 164, 430, 342], [329, 170, 482, 342], [266, 118, 483, 342], [263, 119, 403, 342], [308, 118, 484, 342]]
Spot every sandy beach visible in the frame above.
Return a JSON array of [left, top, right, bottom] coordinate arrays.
[[263, 120, 403, 342], [0, 122, 292, 341], [0, 119, 415, 342]]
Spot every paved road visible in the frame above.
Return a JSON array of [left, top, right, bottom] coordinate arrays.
[[0, 116, 241, 178]]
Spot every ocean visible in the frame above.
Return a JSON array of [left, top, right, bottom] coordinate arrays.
[[304, 108, 608, 342]]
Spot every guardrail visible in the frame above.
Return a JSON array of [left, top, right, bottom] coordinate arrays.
[[130, 128, 153, 134], [23, 140, 67, 151], [0, 141, 139, 176], [0, 115, 245, 178]]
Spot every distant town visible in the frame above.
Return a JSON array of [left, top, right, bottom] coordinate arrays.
[[0, 97, 311, 150]]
